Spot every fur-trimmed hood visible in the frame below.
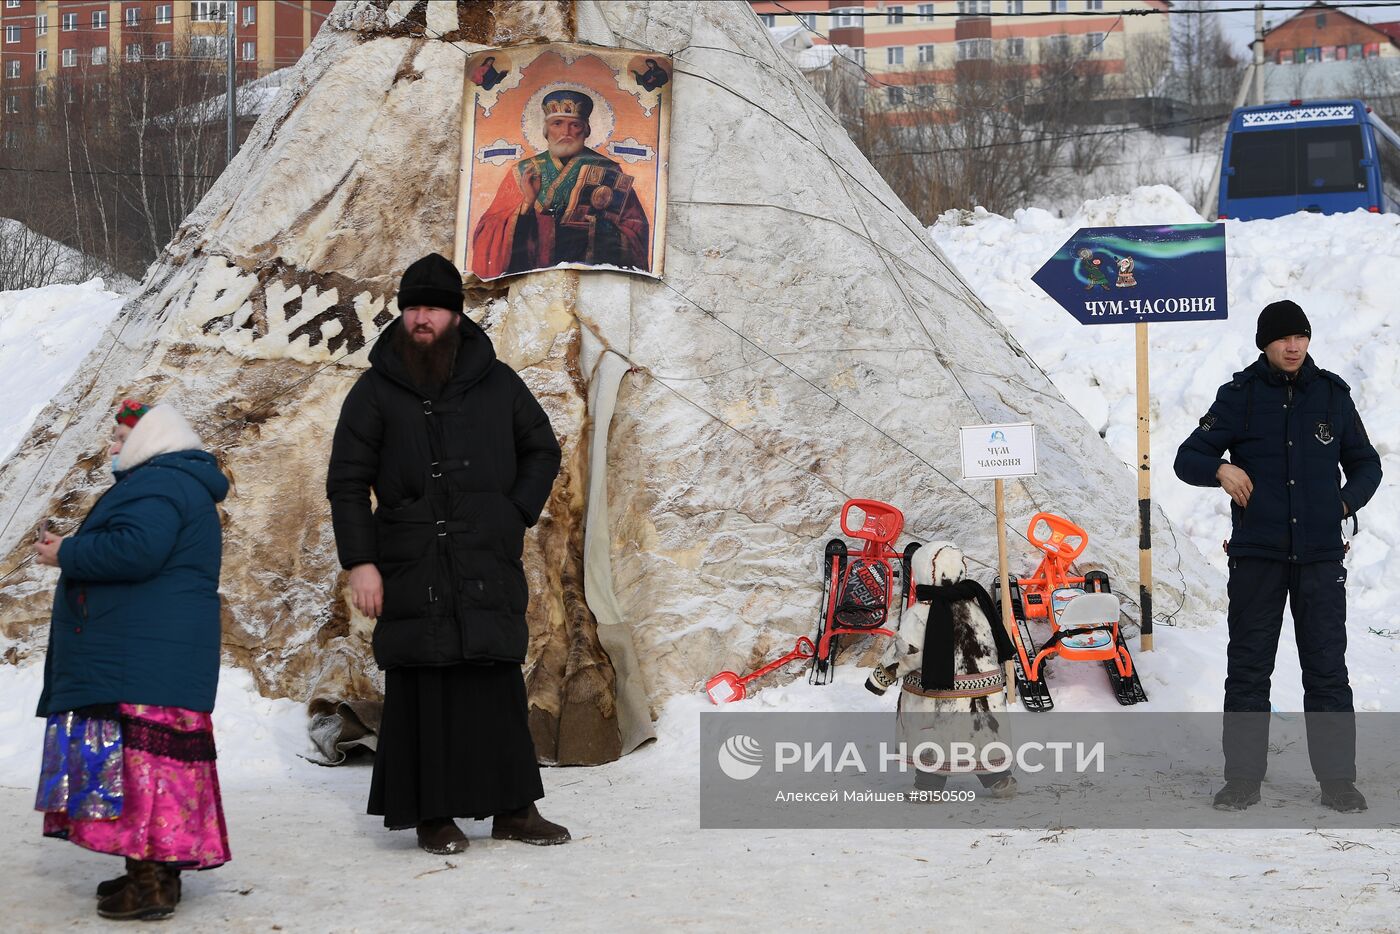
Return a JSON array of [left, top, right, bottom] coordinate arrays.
[[913, 540, 967, 588], [118, 404, 205, 471], [115, 405, 227, 503]]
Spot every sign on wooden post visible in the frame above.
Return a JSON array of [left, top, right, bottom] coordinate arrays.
[[1031, 223, 1230, 652], [960, 422, 1037, 705]]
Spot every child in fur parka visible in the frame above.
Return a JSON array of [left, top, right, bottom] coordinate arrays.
[[865, 542, 1018, 798]]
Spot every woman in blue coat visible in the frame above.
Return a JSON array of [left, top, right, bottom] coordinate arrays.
[[32, 399, 230, 922]]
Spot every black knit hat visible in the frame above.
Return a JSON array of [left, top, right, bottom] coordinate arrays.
[[396, 253, 464, 315], [1255, 300, 1311, 350]]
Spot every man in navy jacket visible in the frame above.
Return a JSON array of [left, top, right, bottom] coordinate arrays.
[[1175, 300, 1381, 813]]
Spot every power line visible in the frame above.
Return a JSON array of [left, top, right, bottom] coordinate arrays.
[[764, 2, 1400, 18], [0, 163, 220, 179], [873, 109, 1230, 156], [0, 2, 330, 33]]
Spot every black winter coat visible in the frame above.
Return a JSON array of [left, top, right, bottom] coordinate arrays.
[[1174, 355, 1381, 563], [326, 317, 561, 668]]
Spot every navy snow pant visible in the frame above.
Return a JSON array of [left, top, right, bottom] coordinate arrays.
[[1223, 557, 1355, 782]]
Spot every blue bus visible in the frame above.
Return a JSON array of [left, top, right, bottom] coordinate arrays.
[[1218, 99, 1400, 221]]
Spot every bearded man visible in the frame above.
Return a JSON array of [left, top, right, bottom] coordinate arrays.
[[326, 253, 569, 853], [470, 89, 651, 279]]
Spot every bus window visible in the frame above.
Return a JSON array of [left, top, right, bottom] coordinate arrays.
[[1298, 125, 1365, 192], [1229, 131, 1294, 199]]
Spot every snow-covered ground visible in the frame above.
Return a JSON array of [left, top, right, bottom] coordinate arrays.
[[1032, 129, 1223, 219], [0, 280, 125, 463], [2, 662, 1399, 932], [2, 187, 1399, 930]]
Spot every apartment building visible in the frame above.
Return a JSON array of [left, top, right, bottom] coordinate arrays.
[[0, 1, 332, 131], [750, 0, 1172, 106]]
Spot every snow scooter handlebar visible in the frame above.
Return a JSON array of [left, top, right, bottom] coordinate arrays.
[[840, 499, 904, 546], [1026, 512, 1088, 561]]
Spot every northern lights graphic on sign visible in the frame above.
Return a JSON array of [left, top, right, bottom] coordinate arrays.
[[1032, 224, 1228, 326]]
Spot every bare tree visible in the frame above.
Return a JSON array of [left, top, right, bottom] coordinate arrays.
[[1348, 55, 1400, 124], [1123, 33, 1173, 126], [1172, 0, 1244, 152], [853, 41, 1117, 220], [0, 220, 71, 291], [0, 38, 249, 287]]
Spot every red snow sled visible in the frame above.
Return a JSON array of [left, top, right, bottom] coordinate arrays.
[[705, 637, 816, 704], [1000, 513, 1148, 710], [809, 499, 921, 686]]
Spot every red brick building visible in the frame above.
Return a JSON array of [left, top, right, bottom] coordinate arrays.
[[1262, 1, 1400, 64], [1, 1, 332, 137]]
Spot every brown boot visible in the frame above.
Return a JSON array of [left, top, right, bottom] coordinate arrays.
[[491, 803, 570, 846], [416, 818, 469, 855], [95, 858, 181, 902], [95, 858, 133, 899], [96, 860, 177, 921]]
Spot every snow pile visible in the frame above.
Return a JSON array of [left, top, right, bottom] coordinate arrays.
[[1033, 131, 1224, 219], [0, 280, 126, 464], [929, 186, 1400, 693]]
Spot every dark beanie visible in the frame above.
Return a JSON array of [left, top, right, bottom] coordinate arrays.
[[396, 253, 464, 315], [1255, 300, 1311, 350]]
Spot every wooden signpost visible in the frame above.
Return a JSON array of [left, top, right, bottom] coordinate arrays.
[[1031, 224, 1230, 653], [1135, 323, 1153, 651], [959, 423, 1038, 702]]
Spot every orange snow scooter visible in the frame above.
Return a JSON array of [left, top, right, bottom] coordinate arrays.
[[1001, 512, 1148, 710], [809, 499, 921, 686], [705, 637, 816, 705]]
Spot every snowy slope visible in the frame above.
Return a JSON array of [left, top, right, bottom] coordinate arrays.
[[928, 186, 1400, 707], [0, 281, 126, 465], [1029, 128, 1224, 220]]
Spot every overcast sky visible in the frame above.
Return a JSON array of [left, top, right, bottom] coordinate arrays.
[[1211, 1, 1400, 54]]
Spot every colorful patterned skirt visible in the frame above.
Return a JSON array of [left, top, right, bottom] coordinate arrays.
[[36, 704, 231, 869]]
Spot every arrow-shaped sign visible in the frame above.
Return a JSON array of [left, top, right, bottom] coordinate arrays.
[[1031, 223, 1228, 326], [1027, 223, 1229, 658]]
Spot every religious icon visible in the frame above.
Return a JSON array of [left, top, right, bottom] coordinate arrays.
[[463, 45, 671, 281], [471, 55, 510, 91], [632, 58, 669, 92]]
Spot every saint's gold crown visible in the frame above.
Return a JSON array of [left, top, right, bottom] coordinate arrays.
[[541, 90, 593, 120], [544, 99, 586, 117]]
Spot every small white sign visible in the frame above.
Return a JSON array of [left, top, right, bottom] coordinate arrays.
[[959, 422, 1038, 480]]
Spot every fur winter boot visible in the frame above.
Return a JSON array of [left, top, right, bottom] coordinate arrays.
[[491, 803, 571, 845], [416, 818, 469, 854], [95, 859, 178, 921], [980, 774, 1018, 799], [95, 858, 181, 902]]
